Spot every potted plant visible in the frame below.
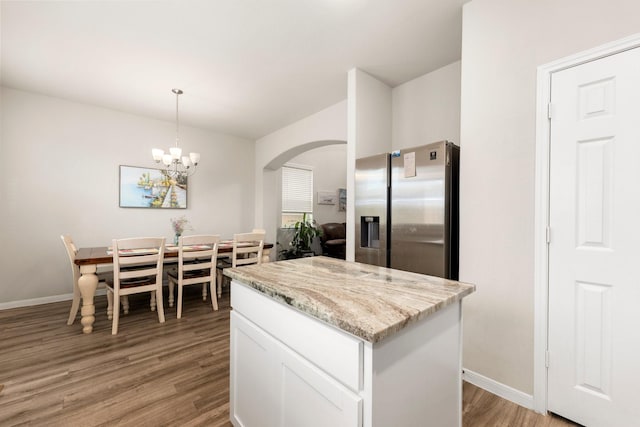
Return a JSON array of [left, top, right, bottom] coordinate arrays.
[[280, 213, 322, 259]]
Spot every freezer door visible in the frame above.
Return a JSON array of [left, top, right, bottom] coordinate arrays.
[[390, 142, 450, 277], [355, 153, 389, 267]]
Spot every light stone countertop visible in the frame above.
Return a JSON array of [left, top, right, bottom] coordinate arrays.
[[224, 256, 475, 343]]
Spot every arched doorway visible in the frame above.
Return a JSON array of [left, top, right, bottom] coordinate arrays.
[[261, 139, 347, 259]]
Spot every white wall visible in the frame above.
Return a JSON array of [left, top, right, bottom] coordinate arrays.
[[392, 61, 461, 149], [254, 101, 347, 247], [346, 69, 392, 261], [0, 87, 255, 304], [348, 69, 393, 161], [460, 0, 640, 395], [288, 144, 347, 225]]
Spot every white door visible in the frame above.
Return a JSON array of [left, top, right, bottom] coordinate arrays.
[[548, 47, 640, 426]]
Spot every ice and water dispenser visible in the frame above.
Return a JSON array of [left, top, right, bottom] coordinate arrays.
[[360, 216, 380, 249]]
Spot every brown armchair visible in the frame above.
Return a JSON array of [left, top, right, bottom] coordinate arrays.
[[319, 223, 346, 259]]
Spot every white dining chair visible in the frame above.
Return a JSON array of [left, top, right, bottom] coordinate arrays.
[[167, 234, 220, 318], [61, 235, 115, 325], [105, 237, 166, 335], [216, 231, 264, 297]]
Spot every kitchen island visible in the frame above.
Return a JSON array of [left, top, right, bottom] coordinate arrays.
[[224, 256, 475, 427]]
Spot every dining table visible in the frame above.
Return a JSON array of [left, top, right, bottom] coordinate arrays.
[[73, 240, 273, 333]]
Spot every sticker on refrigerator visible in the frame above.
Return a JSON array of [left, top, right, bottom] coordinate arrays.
[[404, 152, 416, 178]]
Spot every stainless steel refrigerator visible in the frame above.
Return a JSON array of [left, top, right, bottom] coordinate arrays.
[[355, 141, 459, 279]]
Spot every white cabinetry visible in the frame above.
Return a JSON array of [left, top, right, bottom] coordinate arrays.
[[230, 310, 276, 427], [231, 311, 362, 427], [230, 281, 463, 427]]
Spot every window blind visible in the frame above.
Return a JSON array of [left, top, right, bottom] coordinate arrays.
[[282, 165, 313, 213]]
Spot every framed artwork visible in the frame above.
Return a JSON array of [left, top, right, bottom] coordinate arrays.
[[338, 188, 346, 212], [317, 190, 336, 205], [119, 165, 187, 209]]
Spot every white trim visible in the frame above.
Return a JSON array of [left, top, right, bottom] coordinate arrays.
[[533, 56, 552, 415], [0, 289, 107, 311], [0, 293, 74, 310], [463, 368, 534, 410], [534, 32, 640, 415]]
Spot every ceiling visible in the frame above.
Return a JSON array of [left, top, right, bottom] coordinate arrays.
[[1, 0, 465, 140]]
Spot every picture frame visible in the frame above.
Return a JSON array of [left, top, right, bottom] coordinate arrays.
[[338, 188, 346, 212], [119, 165, 187, 209], [317, 190, 336, 205]]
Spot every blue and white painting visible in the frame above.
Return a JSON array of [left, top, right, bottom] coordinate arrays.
[[119, 165, 187, 209]]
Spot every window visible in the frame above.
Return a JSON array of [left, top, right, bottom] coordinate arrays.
[[281, 164, 313, 227]]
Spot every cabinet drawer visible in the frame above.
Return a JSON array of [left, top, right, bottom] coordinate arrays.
[[231, 281, 363, 391]]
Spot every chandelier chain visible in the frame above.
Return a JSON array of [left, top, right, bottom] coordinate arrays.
[[175, 89, 180, 148]]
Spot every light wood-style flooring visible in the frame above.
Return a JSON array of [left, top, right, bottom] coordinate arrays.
[[0, 288, 579, 426]]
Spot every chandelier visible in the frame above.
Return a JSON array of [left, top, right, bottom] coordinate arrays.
[[152, 89, 200, 179]]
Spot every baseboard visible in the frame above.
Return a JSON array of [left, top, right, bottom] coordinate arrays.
[[462, 368, 534, 410], [0, 289, 107, 311]]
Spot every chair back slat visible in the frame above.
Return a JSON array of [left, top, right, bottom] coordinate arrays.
[[119, 267, 159, 280], [118, 253, 160, 266], [182, 249, 214, 261], [183, 262, 213, 272]]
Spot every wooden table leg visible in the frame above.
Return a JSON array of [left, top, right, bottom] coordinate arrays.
[[78, 264, 98, 334]]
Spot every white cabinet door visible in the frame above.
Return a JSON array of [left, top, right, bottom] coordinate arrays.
[[276, 341, 362, 427], [231, 310, 362, 427], [230, 311, 277, 427]]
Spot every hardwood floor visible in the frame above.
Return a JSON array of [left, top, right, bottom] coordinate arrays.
[[463, 384, 580, 427], [1, 288, 579, 426]]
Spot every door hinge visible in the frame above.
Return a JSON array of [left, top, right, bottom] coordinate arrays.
[[546, 226, 551, 244], [547, 103, 554, 120], [545, 350, 550, 368]]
